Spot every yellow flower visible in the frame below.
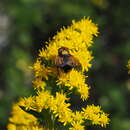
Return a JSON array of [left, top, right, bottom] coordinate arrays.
[[32, 59, 51, 80], [57, 69, 90, 100], [18, 91, 53, 113], [34, 91, 52, 112], [39, 18, 98, 72], [54, 17, 98, 47], [7, 124, 16, 130], [70, 49, 93, 72], [72, 111, 84, 124], [57, 104, 73, 125], [18, 96, 35, 111], [50, 92, 73, 125], [82, 105, 109, 127], [39, 42, 59, 60], [32, 78, 46, 90], [99, 113, 110, 127], [55, 92, 70, 103], [69, 122, 85, 130], [7, 103, 41, 130]]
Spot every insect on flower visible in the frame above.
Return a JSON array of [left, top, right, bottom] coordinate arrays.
[[54, 47, 81, 73]]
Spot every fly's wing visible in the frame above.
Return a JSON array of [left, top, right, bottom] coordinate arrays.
[[54, 56, 64, 67], [68, 56, 81, 67]]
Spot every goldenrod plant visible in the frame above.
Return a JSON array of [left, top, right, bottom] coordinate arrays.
[[7, 18, 109, 130]]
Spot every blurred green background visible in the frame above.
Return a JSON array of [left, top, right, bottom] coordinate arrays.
[[0, 0, 130, 129]]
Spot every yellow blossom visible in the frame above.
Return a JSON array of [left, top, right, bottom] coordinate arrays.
[[18, 96, 35, 111], [32, 78, 46, 90], [7, 103, 42, 130], [18, 91, 52, 112], [99, 113, 110, 127], [39, 42, 59, 60], [33, 91, 52, 112], [69, 122, 85, 130], [72, 111, 84, 124], [50, 92, 73, 125], [32, 59, 51, 80], [39, 18, 98, 72], [57, 69, 90, 100], [82, 105, 110, 127], [70, 49, 93, 72]]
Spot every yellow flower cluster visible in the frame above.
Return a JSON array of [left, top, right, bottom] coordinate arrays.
[[7, 103, 45, 130], [57, 69, 89, 100], [39, 17, 98, 72], [82, 105, 109, 127], [18, 92, 72, 125], [128, 60, 130, 74], [32, 18, 98, 100], [9, 91, 109, 129], [8, 18, 109, 130]]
